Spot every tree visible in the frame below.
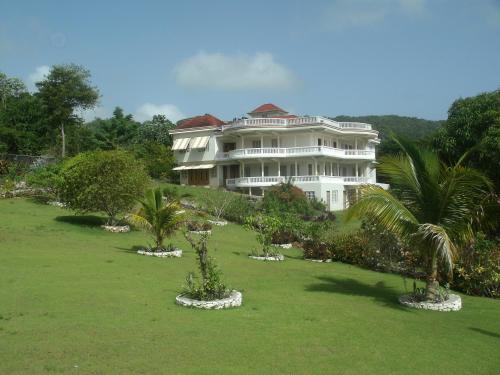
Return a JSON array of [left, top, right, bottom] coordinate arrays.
[[36, 64, 99, 158], [0, 72, 26, 109], [136, 114, 175, 146], [58, 150, 150, 225], [347, 137, 492, 301], [128, 188, 184, 251], [87, 107, 139, 150], [433, 90, 500, 189]]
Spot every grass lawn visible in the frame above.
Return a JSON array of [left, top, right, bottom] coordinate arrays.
[[0, 198, 499, 374]]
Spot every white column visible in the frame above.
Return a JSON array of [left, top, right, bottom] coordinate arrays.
[[278, 160, 281, 176], [355, 137, 358, 150], [249, 187, 252, 196], [337, 163, 340, 176], [295, 160, 298, 176], [242, 162, 245, 177], [261, 160, 264, 177], [241, 136, 245, 149], [260, 135, 264, 148], [355, 162, 358, 177], [314, 159, 318, 176], [330, 162, 333, 176], [277, 134, 280, 148]]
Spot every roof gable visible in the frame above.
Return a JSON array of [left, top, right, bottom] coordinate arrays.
[[176, 114, 225, 130], [249, 103, 287, 114]]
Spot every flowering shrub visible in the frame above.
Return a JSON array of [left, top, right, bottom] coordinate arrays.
[[453, 234, 499, 298]]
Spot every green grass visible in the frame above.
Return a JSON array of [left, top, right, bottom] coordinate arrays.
[[0, 198, 499, 374]]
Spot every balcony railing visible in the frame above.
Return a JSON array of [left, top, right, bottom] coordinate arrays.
[[225, 175, 373, 187], [216, 146, 375, 160], [223, 116, 373, 131]]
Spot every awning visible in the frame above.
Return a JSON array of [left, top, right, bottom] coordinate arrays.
[[189, 136, 210, 149], [172, 164, 215, 171], [172, 138, 190, 150]]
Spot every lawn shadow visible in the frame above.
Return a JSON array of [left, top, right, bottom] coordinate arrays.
[[305, 275, 410, 311], [115, 245, 144, 254], [55, 215, 106, 227], [469, 327, 500, 339]]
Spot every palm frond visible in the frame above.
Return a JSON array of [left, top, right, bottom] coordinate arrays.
[[416, 223, 456, 273]]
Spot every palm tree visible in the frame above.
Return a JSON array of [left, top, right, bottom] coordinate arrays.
[[347, 137, 492, 300], [128, 188, 185, 252]]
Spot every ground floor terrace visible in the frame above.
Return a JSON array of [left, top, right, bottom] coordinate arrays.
[[179, 159, 378, 210]]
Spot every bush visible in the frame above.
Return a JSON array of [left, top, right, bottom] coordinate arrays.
[[132, 143, 176, 180], [302, 221, 336, 260], [453, 233, 499, 298], [58, 150, 150, 224], [261, 181, 326, 217], [25, 163, 62, 191], [223, 195, 256, 224], [245, 214, 283, 257], [186, 221, 212, 232]]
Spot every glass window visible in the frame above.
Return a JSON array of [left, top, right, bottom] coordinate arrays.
[[305, 191, 316, 200], [252, 140, 261, 148], [271, 139, 278, 148]]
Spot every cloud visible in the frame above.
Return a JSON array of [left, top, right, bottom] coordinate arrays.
[[27, 65, 50, 90], [322, 0, 426, 30], [80, 106, 113, 122], [174, 51, 300, 91], [134, 103, 185, 122]]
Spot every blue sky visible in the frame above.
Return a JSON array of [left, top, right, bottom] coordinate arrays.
[[1, 0, 499, 122]]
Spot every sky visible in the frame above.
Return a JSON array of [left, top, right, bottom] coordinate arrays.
[[1, 0, 499, 122]]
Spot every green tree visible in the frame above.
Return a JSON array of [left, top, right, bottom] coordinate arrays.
[[87, 107, 139, 150], [0, 72, 26, 109], [434, 90, 500, 189], [347, 137, 492, 301], [36, 64, 99, 158], [136, 114, 175, 146], [58, 150, 150, 225], [128, 188, 184, 251]]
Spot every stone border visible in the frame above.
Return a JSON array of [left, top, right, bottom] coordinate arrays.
[[189, 230, 212, 235], [272, 243, 292, 249], [249, 254, 285, 261], [398, 293, 462, 311], [305, 258, 332, 263], [137, 249, 182, 258], [102, 225, 130, 233], [208, 220, 228, 226], [176, 290, 242, 309], [48, 201, 66, 208]]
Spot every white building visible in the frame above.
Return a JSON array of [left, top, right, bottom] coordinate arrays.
[[170, 104, 383, 211]]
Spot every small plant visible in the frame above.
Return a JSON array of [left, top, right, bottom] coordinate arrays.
[[245, 214, 282, 257], [186, 220, 212, 232], [202, 190, 233, 222], [183, 232, 230, 300], [128, 188, 184, 252]]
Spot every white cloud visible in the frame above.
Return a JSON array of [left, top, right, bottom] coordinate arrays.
[[80, 106, 113, 122], [323, 0, 426, 30], [27, 65, 50, 90], [134, 103, 185, 122], [174, 51, 300, 91]]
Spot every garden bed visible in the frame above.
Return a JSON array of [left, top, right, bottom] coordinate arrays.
[[101, 225, 130, 233], [398, 294, 462, 311], [249, 254, 285, 261], [137, 248, 182, 258], [175, 290, 242, 309]]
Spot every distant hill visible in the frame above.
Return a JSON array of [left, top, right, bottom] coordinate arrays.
[[332, 115, 443, 141]]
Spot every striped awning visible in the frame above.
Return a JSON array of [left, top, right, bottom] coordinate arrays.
[[189, 136, 210, 149], [172, 164, 215, 171], [172, 138, 190, 150]]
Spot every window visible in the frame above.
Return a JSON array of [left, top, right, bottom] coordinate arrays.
[[305, 191, 316, 200], [280, 165, 287, 176], [271, 139, 278, 148], [244, 166, 251, 177], [211, 167, 217, 178], [308, 164, 313, 175], [317, 138, 322, 146], [333, 141, 337, 148], [332, 190, 338, 203], [252, 140, 261, 148], [264, 166, 269, 176]]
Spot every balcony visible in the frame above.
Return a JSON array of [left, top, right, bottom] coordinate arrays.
[[216, 146, 375, 160], [225, 175, 373, 188], [223, 116, 374, 132]]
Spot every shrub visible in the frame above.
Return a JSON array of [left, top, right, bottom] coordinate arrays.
[[186, 221, 212, 232], [245, 214, 282, 257], [183, 233, 230, 300], [132, 143, 176, 180], [271, 213, 305, 244], [223, 195, 256, 224], [202, 190, 233, 221], [58, 150, 150, 225], [301, 221, 336, 260], [453, 233, 499, 298]]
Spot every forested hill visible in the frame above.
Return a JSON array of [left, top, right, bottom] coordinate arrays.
[[332, 115, 443, 141]]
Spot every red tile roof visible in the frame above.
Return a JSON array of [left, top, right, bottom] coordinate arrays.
[[176, 114, 225, 129], [249, 103, 287, 114]]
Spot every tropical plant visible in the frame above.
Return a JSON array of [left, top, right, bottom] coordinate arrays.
[[128, 188, 184, 251], [245, 214, 282, 257], [183, 232, 229, 300], [347, 136, 493, 301]]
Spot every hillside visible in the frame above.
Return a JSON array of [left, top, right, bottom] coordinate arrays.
[[332, 115, 443, 141]]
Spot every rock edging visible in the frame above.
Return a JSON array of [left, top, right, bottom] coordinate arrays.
[[176, 290, 242, 309], [272, 243, 292, 249], [189, 230, 212, 235], [398, 293, 462, 311], [102, 225, 130, 233], [137, 249, 182, 258], [207, 220, 227, 226], [249, 254, 285, 261]]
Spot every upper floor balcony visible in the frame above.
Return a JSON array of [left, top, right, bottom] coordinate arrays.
[[216, 145, 375, 161], [222, 116, 375, 133]]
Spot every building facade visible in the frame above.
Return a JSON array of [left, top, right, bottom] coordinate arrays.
[[170, 104, 384, 211]]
